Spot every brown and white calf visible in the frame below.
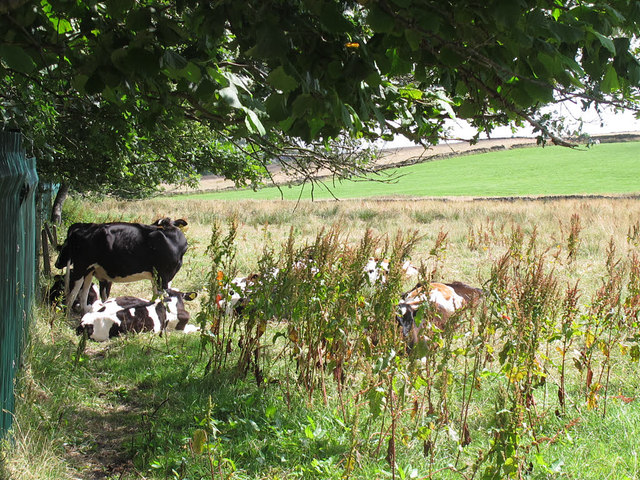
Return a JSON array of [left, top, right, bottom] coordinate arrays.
[[77, 289, 198, 341], [397, 281, 483, 346]]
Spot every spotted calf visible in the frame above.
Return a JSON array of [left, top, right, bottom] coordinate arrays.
[[77, 289, 198, 341], [365, 257, 419, 284]]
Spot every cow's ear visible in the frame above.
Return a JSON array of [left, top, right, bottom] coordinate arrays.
[[152, 217, 171, 229], [184, 291, 198, 301], [174, 219, 188, 228]]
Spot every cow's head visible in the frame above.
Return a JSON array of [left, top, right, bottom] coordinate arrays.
[[365, 257, 389, 284], [396, 303, 416, 337], [164, 289, 198, 330]]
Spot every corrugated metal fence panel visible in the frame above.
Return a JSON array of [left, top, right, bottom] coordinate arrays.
[[0, 131, 38, 438]]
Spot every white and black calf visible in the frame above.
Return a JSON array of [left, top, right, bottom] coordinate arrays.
[[216, 269, 281, 316], [77, 289, 198, 341], [397, 281, 483, 346], [216, 273, 259, 316], [56, 217, 188, 313], [365, 257, 419, 284]]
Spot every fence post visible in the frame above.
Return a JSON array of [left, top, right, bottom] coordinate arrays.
[[0, 130, 38, 439]]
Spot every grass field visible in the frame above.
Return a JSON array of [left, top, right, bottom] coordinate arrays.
[[4, 144, 640, 479], [4, 194, 640, 479], [178, 141, 640, 201]]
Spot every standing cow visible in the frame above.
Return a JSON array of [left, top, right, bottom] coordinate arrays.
[[55, 218, 188, 313]]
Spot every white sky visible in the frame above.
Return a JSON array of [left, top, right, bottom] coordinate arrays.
[[381, 102, 640, 148]]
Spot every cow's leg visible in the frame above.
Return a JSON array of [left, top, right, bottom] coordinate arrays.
[[77, 272, 95, 313], [98, 280, 112, 301], [64, 261, 70, 300], [66, 269, 87, 315]]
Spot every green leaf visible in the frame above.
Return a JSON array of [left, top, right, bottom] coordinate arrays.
[[106, 0, 134, 18], [404, 29, 422, 51], [399, 86, 423, 100], [85, 72, 105, 95], [492, 0, 522, 27], [48, 17, 73, 34], [195, 78, 217, 101], [434, 90, 455, 118], [440, 46, 464, 67], [219, 85, 243, 109], [128, 48, 160, 77], [191, 429, 207, 455], [267, 66, 298, 94], [327, 60, 343, 79], [162, 50, 188, 71], [0, 45, 36, 74], [180, 62, 202, 83], [589, 28, 616, 55], [73, 74, 89, 93], [244, 108, 266, 135], [522, 79, 554, 104], [110, 47, 129, 70], [126, 8, 152, 31], [265, 93, 287, 121], [279, 116, 295, 132], [309, 117, 325, 138], [319, 3, 352, 33], [292, 93, 314, 118], [367, 387, 385, 417], [601, 65, 619, 93], [367, 5, 395, 33]]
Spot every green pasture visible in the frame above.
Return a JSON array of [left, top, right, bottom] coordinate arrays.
[[180, 141, 640, 200], [5, 197, 640, 479]]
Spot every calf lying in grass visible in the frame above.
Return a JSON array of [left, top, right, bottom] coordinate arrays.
[[77, 289, 198, 341], [397, 281, 483, 346], [364, 257, 419, 284]]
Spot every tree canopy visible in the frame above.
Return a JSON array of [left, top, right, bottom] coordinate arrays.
[[2, 0, 640, 197]]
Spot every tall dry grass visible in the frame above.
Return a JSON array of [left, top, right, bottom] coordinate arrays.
[[65, 196, 640, 298]]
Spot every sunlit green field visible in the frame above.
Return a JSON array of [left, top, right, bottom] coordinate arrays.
[[179, 141, 640, 201]]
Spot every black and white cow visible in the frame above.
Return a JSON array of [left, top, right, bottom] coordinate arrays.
[[76, 289, 198, 341], [55, 218, 188, 313]]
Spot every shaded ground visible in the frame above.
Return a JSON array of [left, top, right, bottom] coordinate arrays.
[[61, 344, 145, 480]]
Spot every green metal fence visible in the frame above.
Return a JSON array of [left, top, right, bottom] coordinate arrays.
[[0, 130, 38, 438]]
